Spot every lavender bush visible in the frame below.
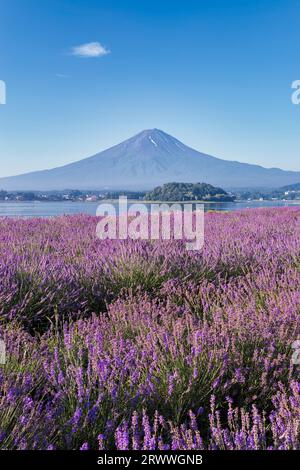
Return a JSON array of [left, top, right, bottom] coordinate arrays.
[[0, 208, 299, 449]]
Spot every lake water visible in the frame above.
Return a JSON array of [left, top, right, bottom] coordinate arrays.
[[0, 200, 300, 218]]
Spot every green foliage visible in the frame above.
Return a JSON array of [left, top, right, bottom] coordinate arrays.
[[145, 182, 234, 202]]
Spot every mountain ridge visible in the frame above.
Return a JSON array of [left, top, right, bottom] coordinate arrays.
[[1, 129, 300, 191]]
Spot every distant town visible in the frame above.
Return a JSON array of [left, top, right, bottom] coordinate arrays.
[[0, 189, 144, 202], [0, 182, 300, 203]]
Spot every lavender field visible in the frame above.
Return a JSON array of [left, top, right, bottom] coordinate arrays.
[[0, 208, 300, 450]]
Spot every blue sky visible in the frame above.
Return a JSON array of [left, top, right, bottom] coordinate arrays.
[[0, 0, 300, 177]]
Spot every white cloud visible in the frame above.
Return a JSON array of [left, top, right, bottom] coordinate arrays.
[[56, 73, 69, 78], [71, 42, 110, 58]]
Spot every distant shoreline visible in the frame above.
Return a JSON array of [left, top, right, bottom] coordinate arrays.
[[1, 199, 300, 218], [2, 199, 300, 204]]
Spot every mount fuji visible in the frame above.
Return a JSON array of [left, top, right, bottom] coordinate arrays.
[[1, 129, 300, 191]]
